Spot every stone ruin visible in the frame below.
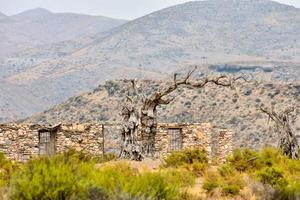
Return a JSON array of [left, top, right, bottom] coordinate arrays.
[[0, 122, 233, 162]]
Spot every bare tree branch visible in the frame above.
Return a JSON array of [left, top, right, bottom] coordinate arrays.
[[260, 105, 299, 159], [120, 67, 247, 160]]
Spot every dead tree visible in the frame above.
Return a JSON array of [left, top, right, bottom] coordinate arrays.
[[260, 106, 299, 159], [120, 67, 246, 160], [119, 81, 143, 160]]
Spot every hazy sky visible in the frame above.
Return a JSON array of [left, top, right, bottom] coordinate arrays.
[[1, 0, 300, 20]]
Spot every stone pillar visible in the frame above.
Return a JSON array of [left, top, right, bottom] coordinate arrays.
[[189, 123, 212, 160], [154, 125, 169, 159], [216, 129, 233, 163]]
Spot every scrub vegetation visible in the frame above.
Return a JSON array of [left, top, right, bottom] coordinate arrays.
[[0, 148, 299, 199]]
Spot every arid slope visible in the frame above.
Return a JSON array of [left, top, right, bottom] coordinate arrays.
[[1, 0, 300, 122], [25, 79, 300, 149]]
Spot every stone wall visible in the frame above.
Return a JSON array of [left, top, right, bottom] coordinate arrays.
[[56, 123, 104, 155], [155, 123, 212, 159], [0, 122, 232, 162], [0, 123, 105, 162], [215, 129, 233, 163], [0, 124, 39, 161]]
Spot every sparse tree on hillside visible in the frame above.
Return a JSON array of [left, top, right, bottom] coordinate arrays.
[[260, 106, 299, 159], [119, 67, 247, 160]]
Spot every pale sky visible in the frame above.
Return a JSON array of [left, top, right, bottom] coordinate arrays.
[[1, 0, 300, 20]]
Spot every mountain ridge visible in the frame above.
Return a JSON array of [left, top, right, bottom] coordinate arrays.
[[11, 8, 53, 18], [10, 8, 127, 21], [1, 0, 300, 122], [0, 9, 127, 57]]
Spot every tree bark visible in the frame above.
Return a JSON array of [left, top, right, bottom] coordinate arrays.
[[119, 68, 246, 160], [260, 106, 299, 159]]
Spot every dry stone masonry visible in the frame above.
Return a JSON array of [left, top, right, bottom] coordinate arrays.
[[215, 129, 233, 163], [0, 122, 233, 162], [155, 123, 213, 159]]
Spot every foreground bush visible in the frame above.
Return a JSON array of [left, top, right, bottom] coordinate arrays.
[[2, 147, 299, 199], [9, 151, 95, 200], [8, 150, 193, 200], [92, 153, 117, 163], [0, 152, 19, 187], [94, 163, 195, 200], [226, 148, 260, 172], [202, 166, 244, 196], [62, 149, 117, 163], [257, 167, 287, 187], [163, 148, 208, 175], [163, 149, 208, 167], [203, 147, 300, 199]]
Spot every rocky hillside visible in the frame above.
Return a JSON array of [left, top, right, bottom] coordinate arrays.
[[0, 8, 127, 57], [25, 78, 300, 149], [78, 0, 300, 68], [1, 0, 300, 122]]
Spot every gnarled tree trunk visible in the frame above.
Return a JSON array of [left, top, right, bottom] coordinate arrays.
[[119, 67, 246, 160], [260, 106, 299, 159]]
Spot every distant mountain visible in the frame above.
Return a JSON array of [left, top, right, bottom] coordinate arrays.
[[75, 0, 300, 71], [0, 81, 45, 122], [0, 8, 127, 57], [1, 0, 300, 122], [11, 8, 52, 19]]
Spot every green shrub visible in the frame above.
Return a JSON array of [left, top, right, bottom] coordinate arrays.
[[221, 184, 240, 195], [85, 187, 109, 200], [203, 181, 219, 192], [163, 149, 208, 168], [162, 168, 195, 187], [89, 162, 136, 197], [92, 163, 192, 200], [258, 147, 284, 167], [221, 172, 244, 196], [257, 167, 287, 187], [9, 150, 191, 200], [202, 170, 221, 192], [203, 169, 244, 196], [9, 151, 97, 200], [92, 153, 117, 163], [203, 160, 245, 196], [281, 157, 300, 182], [256, 165, 300, 198], [62, 149, 116, 163], [0, 152, 19, 187], [218, 164, 235, 177], [227, 148, 259, 172], [182, 162, 207, 176], [280, 182, 300, 200], [223, 147, 300, 198], [129, 171, 179, 199], [203, 148, 285, 197]]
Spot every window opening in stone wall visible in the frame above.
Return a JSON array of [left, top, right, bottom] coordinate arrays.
[[38, 130, 56, 155], [103, 125, 122, 154], [168, 128, 182, 152]]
